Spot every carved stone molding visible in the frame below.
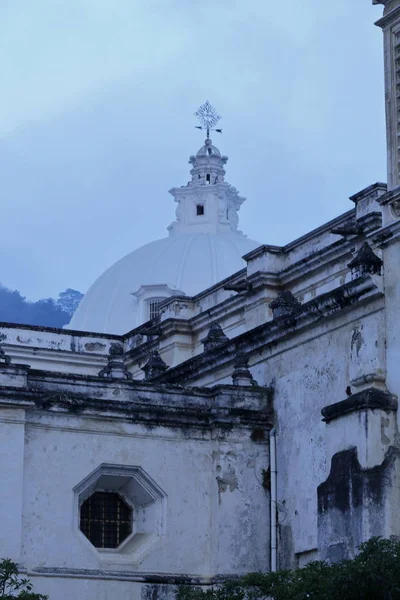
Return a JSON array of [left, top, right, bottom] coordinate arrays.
[[269, 291, 301, 319], [141, 351, 168, 381], [98, 343, 132, 380], [347, 242, 383, 277], [389, 199, 400, 220], [321, 387, 397, 423], [201, 322, 229, 352]]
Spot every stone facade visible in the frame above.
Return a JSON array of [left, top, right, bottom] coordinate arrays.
[[0, 3, 400, 599], [0, 359, 271, 600]]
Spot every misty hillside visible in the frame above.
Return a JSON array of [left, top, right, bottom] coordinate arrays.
[[0, 285, 83, 329]]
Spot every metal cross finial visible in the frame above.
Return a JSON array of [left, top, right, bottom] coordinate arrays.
[[194, 101, 222, 139]]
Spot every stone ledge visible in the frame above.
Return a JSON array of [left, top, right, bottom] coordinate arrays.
[[375, 5, 400, 28], [0, 381, 272, 430], [321, 387, 398, 423], [30, 566, 239, 585], [157, 274, 383, 384]]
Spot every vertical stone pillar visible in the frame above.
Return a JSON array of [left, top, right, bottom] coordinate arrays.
[[375, 1, 400, 190]]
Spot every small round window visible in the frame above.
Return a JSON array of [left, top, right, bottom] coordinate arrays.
[[80, 491, 132, 549]]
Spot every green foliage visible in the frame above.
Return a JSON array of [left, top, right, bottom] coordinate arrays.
[[0, 284, 83, 328], [177, 538, 400, 600], [56, 288, 83, 318], [0, 559, 48, 599]]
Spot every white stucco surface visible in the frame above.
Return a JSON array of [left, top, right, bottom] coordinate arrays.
[[69, 232, 259, 334], [0, 380, 269, 600]]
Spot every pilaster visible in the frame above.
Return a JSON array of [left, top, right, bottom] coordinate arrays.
[[375, 0, 400, 189]]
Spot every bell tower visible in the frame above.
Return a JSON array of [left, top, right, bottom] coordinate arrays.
[[375, 0, 400, 189]]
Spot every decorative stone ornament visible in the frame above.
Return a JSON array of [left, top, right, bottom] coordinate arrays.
[[141, 351, 168, 381], [140, 324, 162, 337], [0, 345, 11, 365], [201, 322, 229, 352], [347, 242, 383, 278], [232, 351, 256, 386], [330, 220, 363, 237], [269, 291, 301, 320], [98, 343, 132, 379], [389, 199, 400, 220], [224, 279, 252, 293]]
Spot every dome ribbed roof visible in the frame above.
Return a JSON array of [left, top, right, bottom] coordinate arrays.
[[69, 232, 259, 334]]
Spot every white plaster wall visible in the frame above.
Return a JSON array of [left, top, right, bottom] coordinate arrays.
[[383, 242, 400, 413], [325, 409, 396, 470], [18, 412, 268, 595], [0, 326, 113, 376], [255, 311, 385, 563], [0, 408, 25, 562], [27, 576, 145, 600], [182, 304, 386, 565]]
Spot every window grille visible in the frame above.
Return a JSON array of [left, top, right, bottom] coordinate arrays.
[[80, 491, 132, 549], [148, 298, 164, 320]]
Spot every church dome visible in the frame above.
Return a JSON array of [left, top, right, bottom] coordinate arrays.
[[69, 132, 261, 334], [68, 231, 259, 334]]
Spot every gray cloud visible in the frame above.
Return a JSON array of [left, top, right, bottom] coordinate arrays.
[[0, 0, 386, 299]]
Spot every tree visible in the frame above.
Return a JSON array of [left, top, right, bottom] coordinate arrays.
[[176, 538, 400, 600], [0, 559, 48, 599], [56, 289, 83, 318], [0, 284, 83, 328]]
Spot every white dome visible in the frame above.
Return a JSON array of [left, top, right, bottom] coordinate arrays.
[[69, 231, 259, 334]]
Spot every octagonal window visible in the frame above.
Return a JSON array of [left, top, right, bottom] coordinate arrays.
[[80, 491, 133, 549], [74, 464, 166, 564]]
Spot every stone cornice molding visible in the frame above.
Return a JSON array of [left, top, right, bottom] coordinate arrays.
[[321, 387, 398, 422], [132, 225, 384, 358], [155, 274, 384, 384], [375, 5, 400, 28], [29, 566, 243, 585], [372, 218, 400, 247], [0, 371, 272, 429], [376, 186, 400, 206]]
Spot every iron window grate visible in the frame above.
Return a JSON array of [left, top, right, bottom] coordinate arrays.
[[148, 298, 164, 321], [80, 491, 132, 549]]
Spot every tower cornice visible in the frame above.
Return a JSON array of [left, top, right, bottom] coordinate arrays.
[[375, 6, 400, 27]]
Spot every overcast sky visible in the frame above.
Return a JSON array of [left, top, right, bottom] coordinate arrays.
[[0, 0, 387, 300]]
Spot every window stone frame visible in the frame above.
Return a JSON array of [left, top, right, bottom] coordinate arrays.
[[73, 464, 167, 567]]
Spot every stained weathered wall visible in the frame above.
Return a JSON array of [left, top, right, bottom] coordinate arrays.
[[169, 296, 387, 567], [0, 373, 270, 600], [318, 445, 400, 562]]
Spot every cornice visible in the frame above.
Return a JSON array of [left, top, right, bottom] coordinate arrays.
[[156, 274, 384, 384], [30, 566, 246, 585], [372, 218, 400, 246], [375, 5, 400, 28], [321, 387, 398, 422], [0, 321, 121, 340], [0, 372, 272, 430]]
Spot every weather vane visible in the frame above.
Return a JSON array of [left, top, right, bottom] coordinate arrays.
[[194, 101, 222, 139]]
